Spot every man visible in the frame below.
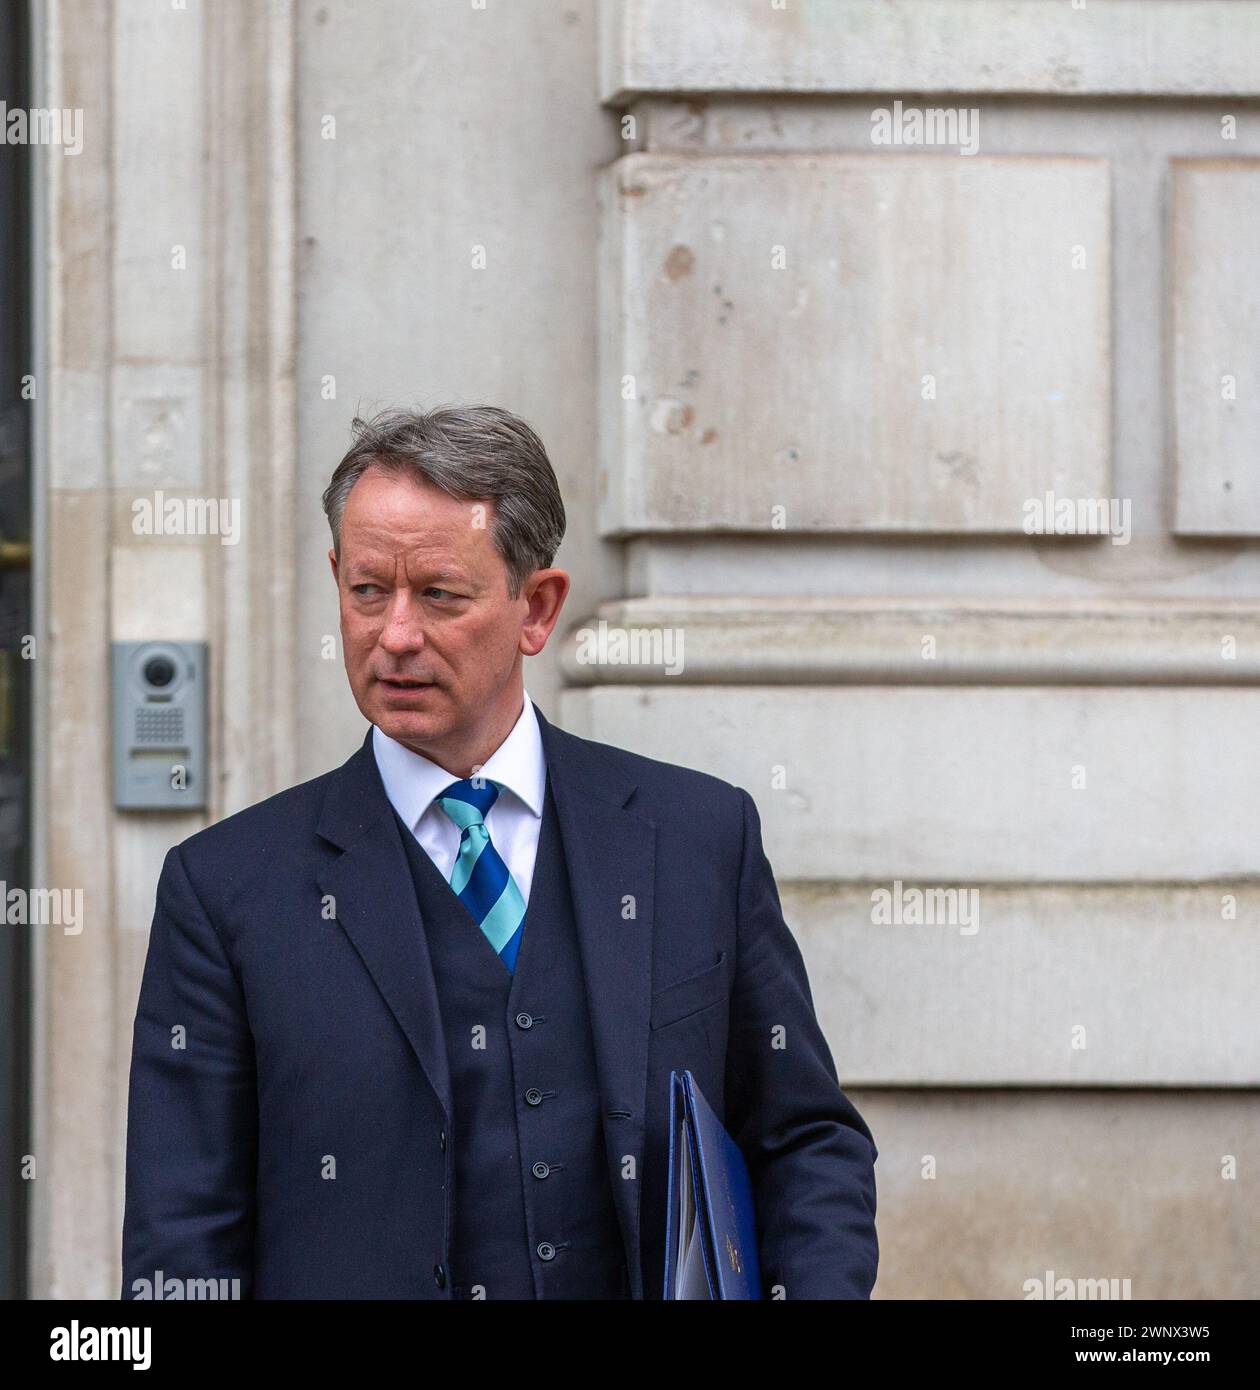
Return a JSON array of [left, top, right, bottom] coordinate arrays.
[[121, 404, 878, 1300]]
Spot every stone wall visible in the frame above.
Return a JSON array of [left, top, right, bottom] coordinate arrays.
[[33, 0, 1260, 1297]]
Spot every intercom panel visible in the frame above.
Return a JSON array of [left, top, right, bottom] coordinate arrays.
[[111, 641, 208, 810]]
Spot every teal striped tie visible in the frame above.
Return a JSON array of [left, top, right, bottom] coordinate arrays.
[[434, 778, 527, 972]]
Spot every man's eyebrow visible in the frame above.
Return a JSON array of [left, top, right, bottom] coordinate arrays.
[[341, 560, 387, 580], [417, 567, 475, 587], [342, 560, 474, 586]]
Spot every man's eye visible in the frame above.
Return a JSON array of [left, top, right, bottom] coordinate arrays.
[[425, 587, 455, 600], [351, 583, 381, 596]]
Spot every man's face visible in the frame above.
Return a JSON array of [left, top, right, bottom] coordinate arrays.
[[329, 465, 557, 763]]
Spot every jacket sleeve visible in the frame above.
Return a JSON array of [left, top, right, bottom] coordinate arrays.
[[723, 786, 879, 1299], [120, 844, 257, 1299]]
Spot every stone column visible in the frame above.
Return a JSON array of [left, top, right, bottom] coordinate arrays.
[[36, 0, 297, 1298]]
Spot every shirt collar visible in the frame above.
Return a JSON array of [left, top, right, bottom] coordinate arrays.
[[371, 689, 546, 833]]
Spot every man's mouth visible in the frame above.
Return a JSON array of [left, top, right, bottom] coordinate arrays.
[[378, 676, 434, 689]]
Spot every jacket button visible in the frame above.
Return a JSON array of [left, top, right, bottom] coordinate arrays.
[[434, 1264, 447, 1289], [537, 1242, 556, 1261], [532, 1161, 550, 1179], [524, 1087, 543, 1106], [439, 1129, 446, 1152], [515, 1011, 534, 1029]]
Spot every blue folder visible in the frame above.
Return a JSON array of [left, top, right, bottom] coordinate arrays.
[[663, 1070, 763, 1299]]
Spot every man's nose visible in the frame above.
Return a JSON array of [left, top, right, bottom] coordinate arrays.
[[376, 591, 426, 653]]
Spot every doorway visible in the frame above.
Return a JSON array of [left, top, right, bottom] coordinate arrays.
[[0, 0, 33, 1302]]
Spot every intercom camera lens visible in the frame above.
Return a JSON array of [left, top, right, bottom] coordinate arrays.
[[142, 655, 177, 689]]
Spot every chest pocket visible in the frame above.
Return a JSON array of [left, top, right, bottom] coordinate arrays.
[[650, 951, 728, 1031]]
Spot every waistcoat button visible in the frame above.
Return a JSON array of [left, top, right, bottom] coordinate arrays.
[[525, 1087, 543, 1106], [434, 1264, 447, 1289], [515, 1012, 534, 1029], [532, 1161, 550, 1179], [537, 1242, 556, 1261]]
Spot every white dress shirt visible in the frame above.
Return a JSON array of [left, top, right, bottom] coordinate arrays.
[[371, 689, 547, 904]]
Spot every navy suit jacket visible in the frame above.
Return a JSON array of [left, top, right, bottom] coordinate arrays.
[[121, 705, 878, 1299]]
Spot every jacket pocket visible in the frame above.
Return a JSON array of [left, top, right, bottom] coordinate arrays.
[[650, 951, 728, 1031]]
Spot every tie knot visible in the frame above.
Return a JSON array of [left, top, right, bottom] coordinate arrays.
[[435, 777, 501, 827]]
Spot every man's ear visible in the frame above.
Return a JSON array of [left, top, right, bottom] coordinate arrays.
[[519, 569, 571, 658], [328, 548, 339, 585]]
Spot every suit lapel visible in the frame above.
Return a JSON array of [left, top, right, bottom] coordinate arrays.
[[316, 728, 453, 1121], [536, 706, 656, 1299]]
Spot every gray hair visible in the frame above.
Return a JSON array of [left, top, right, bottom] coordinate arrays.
[[322, 404, 567, 598]]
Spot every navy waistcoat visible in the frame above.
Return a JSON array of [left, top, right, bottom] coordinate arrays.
[[391, 779, 629, 1300]]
